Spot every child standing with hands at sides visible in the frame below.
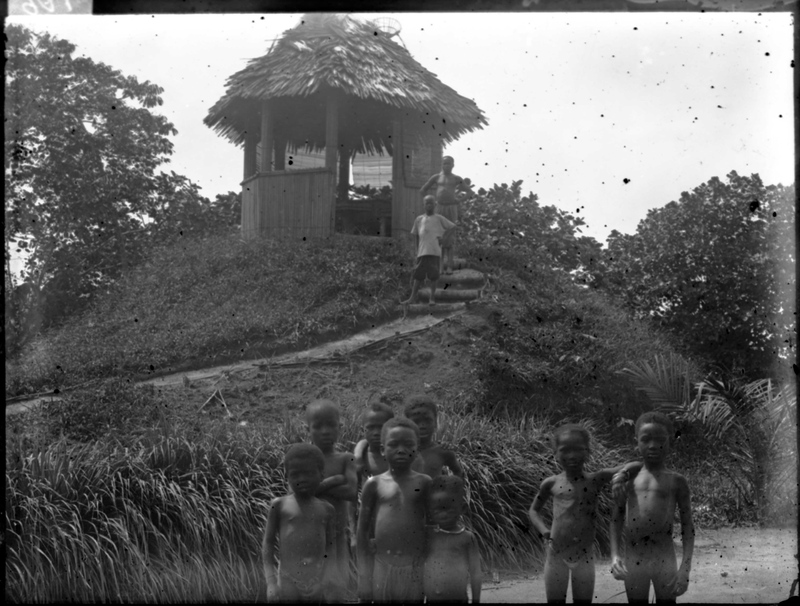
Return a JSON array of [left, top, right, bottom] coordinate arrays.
[[610, 412, 694, 604], [305, 399, 358, 602], [357, 417, 432, 603], [424, 476, 482, 603], [404, 395, 464, 479], [262, 444, 336, 603], [528, 424, 642, 604], [420, 155, 468, 275]]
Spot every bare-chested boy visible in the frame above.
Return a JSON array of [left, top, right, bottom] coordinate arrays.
[[424, 475, 482, 603], [306, 399, 358, 601], [528, 424, 642, 604], [404, 395, 464, 479], [357, 417, 432, 603], [420, 155, 468, 275], [610, 412, 694, 604], [353, 402, 396, 482], [263, 443, 336, 603]]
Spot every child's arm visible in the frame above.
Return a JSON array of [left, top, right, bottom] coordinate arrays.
[[672, 474, 694, 596], [527, 477, 554, 541], [262, 498, 281, 602], [609, 494, 628, 580], [467, 532, 482, 603], [442, 449, 465, 478], [357, 478, 378, 602], [420, 173, 438, 196], [319, 455, 358, 502], [317, 474, 346, 493], [610, 461, 643, 501]]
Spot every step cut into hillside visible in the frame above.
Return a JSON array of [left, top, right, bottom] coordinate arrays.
[[401, 259, 486, 316]]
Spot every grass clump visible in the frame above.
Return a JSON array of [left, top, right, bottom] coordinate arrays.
[[6, 414, 287, 602], [7, 233, 409, 397]]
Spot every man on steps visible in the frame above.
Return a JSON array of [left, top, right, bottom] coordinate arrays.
[[401, 195, 455, 307]]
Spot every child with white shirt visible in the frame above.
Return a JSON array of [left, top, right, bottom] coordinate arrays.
[[400, 195, 456, 306]]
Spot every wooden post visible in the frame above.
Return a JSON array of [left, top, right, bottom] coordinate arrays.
[[243, 130, 258, 180], [337, 145, 350, 203], [325, 93, 339, 173], [274, 134, 287, 171], [391, 115, 404, 239], [260, 101, 274, 172]]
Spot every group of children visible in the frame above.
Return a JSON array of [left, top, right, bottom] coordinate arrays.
[[263, 396, 694, 604]]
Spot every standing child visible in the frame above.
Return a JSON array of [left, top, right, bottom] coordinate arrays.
[[262, 444, 336, 603], [528, 424, 642, 604], [349, 402, 395, 554], [424, 475, 482, 603], [357, 417, 432, 603], [404, 395, 464, 479], [353, 402, 396, 481], [420, 155, 468, 275], [610, 412, 694, 604], [401, 195, 455, 306], [305, 399, 358, 601]]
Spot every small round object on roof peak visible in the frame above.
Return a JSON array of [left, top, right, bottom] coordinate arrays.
[[373, 17, 401, 38]]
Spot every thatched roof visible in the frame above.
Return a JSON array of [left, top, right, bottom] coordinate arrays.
[[204, 14, 487, 154]]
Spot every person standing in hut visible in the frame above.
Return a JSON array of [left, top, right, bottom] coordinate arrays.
[[420, 155, 467, 275], [401, 195, 455, 307]]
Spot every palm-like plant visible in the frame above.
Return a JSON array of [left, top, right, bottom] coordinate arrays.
[[619, 355, 797, 523], [688, 376, 796, 520]]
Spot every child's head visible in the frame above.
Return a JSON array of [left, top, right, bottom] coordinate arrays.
[[429, 475, 466, 529], [305, 399, 340, 452], [284, 443, 325, 497], [634, 411, 674, 463], [381, 417, 420, 469], [551, 424, 591, 472], [364, 402, 394, 450], [442, 156, 454, 173], [423, 195, 436, 214], [404, 395, 437, 442]]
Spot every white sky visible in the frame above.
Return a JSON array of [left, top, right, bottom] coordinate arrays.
[[7, 11, 794, 247]]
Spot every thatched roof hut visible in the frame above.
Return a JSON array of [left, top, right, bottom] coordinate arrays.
[[205, 13, 487, 240]]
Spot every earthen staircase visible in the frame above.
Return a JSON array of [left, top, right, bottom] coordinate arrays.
[[401, 257, 487, 316]]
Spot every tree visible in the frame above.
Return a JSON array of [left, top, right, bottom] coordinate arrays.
[[460, 179, 603, 274], [597, 172, 795, 380], [4, 25, 225, 353]]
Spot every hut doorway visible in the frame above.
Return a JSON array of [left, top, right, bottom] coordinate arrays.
[[337, 151, 393, 237]]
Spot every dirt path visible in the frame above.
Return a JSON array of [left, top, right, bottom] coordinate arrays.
[[481, 527, 797, 603], [5, 309, 465, 416]]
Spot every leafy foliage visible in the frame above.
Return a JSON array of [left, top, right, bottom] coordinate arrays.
[[596, 171, 795, 380], [4, 25, 235, 354], [458, 241, 687, 429], [460, 180, 603, 275], [620, 355, 796, 523]]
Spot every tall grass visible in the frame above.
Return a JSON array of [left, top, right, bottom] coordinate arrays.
[[6, 422, 284, 602]]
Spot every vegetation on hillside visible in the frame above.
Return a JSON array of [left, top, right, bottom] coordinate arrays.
[[6, 235, 408, 397], [4, 24, 241, 356]]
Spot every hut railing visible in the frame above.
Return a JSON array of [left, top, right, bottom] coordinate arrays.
[[241, 168, 335, 240]]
